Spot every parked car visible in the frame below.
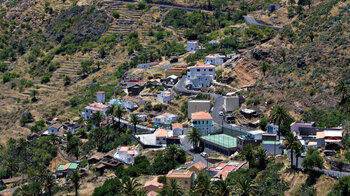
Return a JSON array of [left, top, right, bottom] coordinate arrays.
[[219, 111, 223, 116], [200, 152, 208, 158]]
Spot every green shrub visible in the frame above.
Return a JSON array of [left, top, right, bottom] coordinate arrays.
[[40, 74, 51, 84], [112, 11, 120, 19]]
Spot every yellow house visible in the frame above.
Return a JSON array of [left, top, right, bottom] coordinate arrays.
[[188, 161, 206, 175], [166, 170, 195, 190]]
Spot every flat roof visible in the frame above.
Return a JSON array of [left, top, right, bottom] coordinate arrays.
[[57, 164, 65, 171], [201, 134, 237, 148], [68, 163, 78, 169]]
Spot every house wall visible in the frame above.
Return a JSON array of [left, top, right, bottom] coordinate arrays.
[[166, 176, 193, 190], [173, 128, 183, 136], [187, 67, 215, 88], [97, 93, 105, 103], [156, 137, 167, 145], [187, 42, 198, 52], [205, 57, 224, 65], [223, 96, 239, 112], [187, 100, 211, 119], [192, 119, 214, 135]]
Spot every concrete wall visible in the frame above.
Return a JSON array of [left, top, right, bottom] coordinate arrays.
[[188, 100, 211, 119], [223, 96, 239, 112]]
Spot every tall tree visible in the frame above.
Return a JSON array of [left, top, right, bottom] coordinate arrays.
[[193, 171, 214, 196], [92, 111, 104, 127], [121, 177, 141, 196], [269, 105, 291, 141], [68, 170, 80, 196], [106, 104, 116, 125], [259, 62, 269, 76], [166, 144, 180, 169], [302, 147, 323, 170], [255, 145, 267, 171], [283, 133, 298, 169], [242, 144, 255, 169], [294, 142, 303, 169], [236, 178, 256, 196], [159, 179, 185, 196], [129, 114, 140, 134], [213, 178, 231, 196], [115, 106, 126, 131], [335, 80, 349, 104], [187, 128, 201, 150], [30, 89, 39, 102], [43, 173, 55, 196]]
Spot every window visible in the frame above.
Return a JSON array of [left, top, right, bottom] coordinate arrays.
[[209, 69, 213, 72], [185, 181, 188, 184], [197, 69, 200, 72], [193, 121, 197, 124], [204, 69, 206, 71], [207, 120, 208, 124]]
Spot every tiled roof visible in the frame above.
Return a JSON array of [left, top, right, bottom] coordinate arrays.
[[96, 91, 105, 93], [192, 111, 212, 120], [50, 123, 62, 129], [166, 170, 193, 178], [155, 113, 174, 119], [85, 103, 108, 110], [172, 123, 183, 130], [155, 129, 168, 138], [123, 96, 142, 103], [144, 176, 164, 189], [190, 161, 206, 171], [119, 146, 130, 152], [62, 163, 71, 170]]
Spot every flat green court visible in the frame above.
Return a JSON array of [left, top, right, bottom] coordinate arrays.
[[201, 134, 237, 148], [262, 141, 280, 145]]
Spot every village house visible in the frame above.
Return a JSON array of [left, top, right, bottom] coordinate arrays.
[[187, 41, 199, 52], [172, 123, 183, 136], [113, 146, 138, 165], [205, 54, 224, 65], [84, 103, 108, 120], [267, 124, 278, 134], [316, 130, 344, 149], [62, 122, 80, 134], [108, 99, 125, 108], [47, 123, 62, 134], [191, 111, 214, 135], [149, 78, 161, 86], [126, 80, 146, 88], [143, 176, 164, 195], [187, 100, 211, 119], [209, 161, 245, 181], [290, 121, 316, 133], [155, 128, 169, 145], [154, 113, 178, 125], [56, 163, 78, 178], [136, 114, 148, 122], [122, 96, 145, 110], [162, 75, 179, 87], [237, 135, 263, 151], [157, 91, 175, 104], [96, 91, 105, 104], [128, 84, 145, 96], [186, 64, 216, 89], [166, 170, 195, 190], [188, 161, 206, 175], [223, 96, 240, 113]]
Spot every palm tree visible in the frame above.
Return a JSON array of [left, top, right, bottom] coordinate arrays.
[[115, 106, 126, 131], [160, 179, 185, 196], [283, 132, 298, 169], [43, 173, 55, 196], [236, 178, 256, 196], [92, 111, 104, 127], [121, 177, 141, 196], [106, 104, 116, 125], [242, 144, 255, 169], [193, 171, 214, 196], [187, 128, 201, 150], [335, 80, 349, 104], [167, 144, 180, 169], [294, 142, 303, 169], [255, 145, 267, 171], [269, 104, 291, 141], [30, 89, 39, 102], [68, 170, 80, 196], [259, 62, 269, 76], [129, 114, 140, 134], [213, 178, 231, 196]]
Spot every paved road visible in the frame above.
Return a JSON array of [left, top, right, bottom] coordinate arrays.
[[174, 76, 249, 135], [180, 128, 209, 168]]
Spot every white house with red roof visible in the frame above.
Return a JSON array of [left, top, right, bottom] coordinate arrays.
[[84, 103, 108, 120], [154, 113, 178, 125], [157, 91, 175, 104], [191, 111, 214, 135], [186, 64, 216, 89], [205, 54, 224, 65], [113, 146, 138, 165]]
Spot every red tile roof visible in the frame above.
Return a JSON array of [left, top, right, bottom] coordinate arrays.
[[192, 111, 212, 120], [189, 161, 206, 171], [166, 170, 193, 179], [172, 123, 183, 130], [155, 129, 168, 138]]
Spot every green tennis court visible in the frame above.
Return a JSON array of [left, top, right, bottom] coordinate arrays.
[[201, 134, 237, 148]]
